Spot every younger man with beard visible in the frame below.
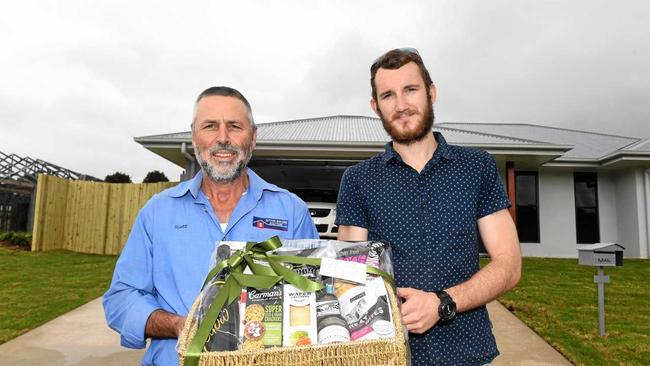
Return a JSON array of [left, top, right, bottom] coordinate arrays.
[[336, 49, 521, 365], [103, 86, 318, 366]]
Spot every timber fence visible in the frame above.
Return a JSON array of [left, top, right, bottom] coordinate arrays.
[[31, 174, 176, 254]]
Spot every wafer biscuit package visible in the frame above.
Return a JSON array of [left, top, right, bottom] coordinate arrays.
[[282, 265, 318, 347]]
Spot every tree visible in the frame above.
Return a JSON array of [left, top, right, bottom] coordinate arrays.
[[143, 170, 169, 183], [104, 171, 132, 183]]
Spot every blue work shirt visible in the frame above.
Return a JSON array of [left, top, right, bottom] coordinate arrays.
[[103, 169, 318, 366], [336, 132, 510, 366]]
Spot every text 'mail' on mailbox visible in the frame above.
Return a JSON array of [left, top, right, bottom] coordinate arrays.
[[578, 243, 625, 267]]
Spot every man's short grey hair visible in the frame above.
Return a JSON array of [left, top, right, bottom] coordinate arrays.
[[190, 86, 256, 131]]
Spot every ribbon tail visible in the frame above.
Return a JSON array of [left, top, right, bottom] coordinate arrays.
[[201, 259, 229, 290], [184, 279, 233, 366]]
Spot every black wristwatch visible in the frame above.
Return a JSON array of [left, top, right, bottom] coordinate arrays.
[[435, 290, 457, 324]]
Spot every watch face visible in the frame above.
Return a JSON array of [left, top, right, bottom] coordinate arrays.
[[441, 304, 454, 317], [436, 291, 457, 323]]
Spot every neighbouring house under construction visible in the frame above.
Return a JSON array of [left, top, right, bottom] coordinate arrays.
[[0, 151, 99, 232]]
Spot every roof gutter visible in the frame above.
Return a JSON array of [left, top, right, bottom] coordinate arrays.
[[544, 151, 650, 168], [599, 151, 650, 167]]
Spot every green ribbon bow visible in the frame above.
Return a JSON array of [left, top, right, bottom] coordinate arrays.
[[183, 236, 394, 366]]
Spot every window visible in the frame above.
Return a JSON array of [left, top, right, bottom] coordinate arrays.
[[515, 171, 540, 243], [574, 172, 599, 244]]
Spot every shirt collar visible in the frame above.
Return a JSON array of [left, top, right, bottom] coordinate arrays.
[[246, 168, 282, 199], [381, 131, 457, 164], [167, 168, 281, 200], [168, 170, 204, 199]]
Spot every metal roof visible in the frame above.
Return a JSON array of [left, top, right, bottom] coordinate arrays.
[[437, 123, 639, 161], [255, 115, 554, 146], [136, 131, 191, 141], [137, 116, 554, 147], [135, 116, 650, 166], [622, 138, 650, 152], [257, 115, 389, 143]]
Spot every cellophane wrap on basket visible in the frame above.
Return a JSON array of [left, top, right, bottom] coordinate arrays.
[[177, 236, 410, 366]]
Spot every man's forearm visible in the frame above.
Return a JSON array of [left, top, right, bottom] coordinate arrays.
[[145, 309, 186, 339], [446, 209, 521, 313], [446, 255, 520, 313], [337, 225, 369, 241]]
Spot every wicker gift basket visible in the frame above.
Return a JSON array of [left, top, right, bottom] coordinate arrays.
[[177, 237, 410, 366]]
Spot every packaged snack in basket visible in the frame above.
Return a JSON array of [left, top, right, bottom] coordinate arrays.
[[335, 241, 389, 279], [282, 264, 318, 347], [336, 245, 370, 264], [334, 276, 395, 341], [241, 284, 283, 349]]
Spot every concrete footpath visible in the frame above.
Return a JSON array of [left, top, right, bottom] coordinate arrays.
[[0, 299, 572, 365]]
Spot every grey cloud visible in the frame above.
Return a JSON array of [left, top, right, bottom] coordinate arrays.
[[1, 0, 649, 181]]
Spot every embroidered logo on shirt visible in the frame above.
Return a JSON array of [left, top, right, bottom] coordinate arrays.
[[252, 216, 288, 231], [174, 224, 188, 229]]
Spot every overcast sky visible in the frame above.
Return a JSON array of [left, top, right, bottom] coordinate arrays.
[[1, 1, 649, 182]]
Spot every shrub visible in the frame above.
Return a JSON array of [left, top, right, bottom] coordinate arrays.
[[105, 172, 132, 183], [0, 231, 32, 249], [143, 170, 169, 183]]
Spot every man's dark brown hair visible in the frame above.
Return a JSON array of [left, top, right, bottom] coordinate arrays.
[[370, 48, 433, 101]]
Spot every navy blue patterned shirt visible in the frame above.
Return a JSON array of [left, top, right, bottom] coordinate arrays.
[[336, 132, 510, 366]]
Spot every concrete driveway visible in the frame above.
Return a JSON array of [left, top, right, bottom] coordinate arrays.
[[0, 298, 143, 366]]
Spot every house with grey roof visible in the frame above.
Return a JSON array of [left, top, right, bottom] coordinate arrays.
[[135, 116, 650, 259]]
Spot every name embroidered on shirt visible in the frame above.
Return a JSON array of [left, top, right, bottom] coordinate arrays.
[[252, 216, 288, 231], [174, 224, 188, 229]]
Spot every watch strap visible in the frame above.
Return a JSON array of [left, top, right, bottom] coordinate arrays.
[[435, 290, 451, 301]]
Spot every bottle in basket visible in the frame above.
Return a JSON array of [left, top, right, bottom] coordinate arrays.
[[316, 282, 351, 344]]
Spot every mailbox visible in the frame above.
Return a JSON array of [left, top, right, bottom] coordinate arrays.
[[577, 243, 624, 337], [578, 243, 624, 267]]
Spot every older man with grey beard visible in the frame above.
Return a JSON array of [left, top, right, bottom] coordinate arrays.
[[103, 86, 318, 366]]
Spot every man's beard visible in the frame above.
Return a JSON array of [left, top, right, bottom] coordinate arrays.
[[378, 101, 434, 145], [195, 141, 253, 183]]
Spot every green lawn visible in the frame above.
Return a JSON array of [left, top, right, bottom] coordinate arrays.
[[495, 257, 650, 366], [0, 247, 118, 343]]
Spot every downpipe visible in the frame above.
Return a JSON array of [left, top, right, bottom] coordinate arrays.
[[181, 142, 196, 178], [639, 168, 650, 258]]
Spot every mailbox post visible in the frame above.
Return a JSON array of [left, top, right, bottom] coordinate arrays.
[[577, 243, 625, 336]]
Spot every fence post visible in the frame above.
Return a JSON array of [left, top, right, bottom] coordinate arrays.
[[31, 174, 47, 251]]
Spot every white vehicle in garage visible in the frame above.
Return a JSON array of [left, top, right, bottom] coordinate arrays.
[[291, 188, 338, 238]]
